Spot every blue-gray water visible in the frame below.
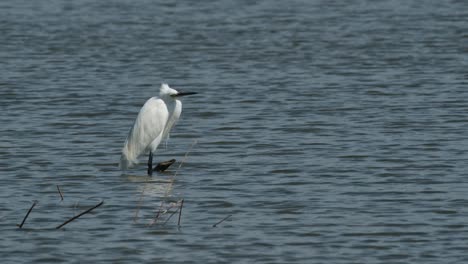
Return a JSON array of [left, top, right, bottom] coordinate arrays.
[[1, 0, 468, 263]]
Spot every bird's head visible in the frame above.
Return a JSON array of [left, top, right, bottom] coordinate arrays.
[[159, 83, 197, 99]]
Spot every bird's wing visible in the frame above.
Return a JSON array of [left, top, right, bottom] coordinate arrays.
[[119, 98, 169, 169]]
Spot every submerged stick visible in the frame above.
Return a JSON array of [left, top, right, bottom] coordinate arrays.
[[56, 200, 103, 229], [17, 201, 38, 228], [213, 214, 232, 227], [178, 199, 184, 226], [56, 185, 64, 201]]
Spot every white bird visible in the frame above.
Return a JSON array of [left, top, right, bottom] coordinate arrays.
[[119, 83, 197, 175]]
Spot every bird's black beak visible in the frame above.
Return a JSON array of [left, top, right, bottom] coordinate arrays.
[[175, 92, 198, 97]]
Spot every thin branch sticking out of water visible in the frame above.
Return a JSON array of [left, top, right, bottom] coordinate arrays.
[[56, 200, 104, 229], [149, 201, 175, 226], [213, 214, 232, 227], [17, 200, 38, 229], [56, 185, 64, 201], [178, 199, 184, 226]]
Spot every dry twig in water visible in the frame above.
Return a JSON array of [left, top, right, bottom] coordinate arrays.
[[17, 200, 38, 229], [150, 141, 196, 225], [136, 141, 196, 226], [178, 199, 184, 226], [56, 185, 64, 201], [213, 214, 232, 227], [56, 200, 104, 229], [162, 207, 180, 225], [148, 201, 176, 226]]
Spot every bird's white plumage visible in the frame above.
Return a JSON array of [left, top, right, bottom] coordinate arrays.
[[119, 84, 182, 170]]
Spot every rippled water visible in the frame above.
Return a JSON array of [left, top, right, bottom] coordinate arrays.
[[1, 0, 468, 263]]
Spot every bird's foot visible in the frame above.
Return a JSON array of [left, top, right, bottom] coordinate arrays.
[[154, 159, 176, 172]]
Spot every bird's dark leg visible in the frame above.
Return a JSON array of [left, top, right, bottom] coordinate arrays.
[[147, 151, 153, 176]]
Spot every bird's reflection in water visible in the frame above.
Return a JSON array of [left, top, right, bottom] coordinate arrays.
[[126, 174, 175, 198]]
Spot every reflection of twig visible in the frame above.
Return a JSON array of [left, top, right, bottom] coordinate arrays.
[[56, 200, 104, 229], [213, 215, 232, 227], [56, 185, 64, 201], [17, 201, 38, 228], [178, 199, 184, 226]]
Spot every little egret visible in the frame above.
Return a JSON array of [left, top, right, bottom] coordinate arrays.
[[119, 83, 197, 175]]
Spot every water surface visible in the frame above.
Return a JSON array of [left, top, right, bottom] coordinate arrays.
[[1, 0, 468, 263]]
